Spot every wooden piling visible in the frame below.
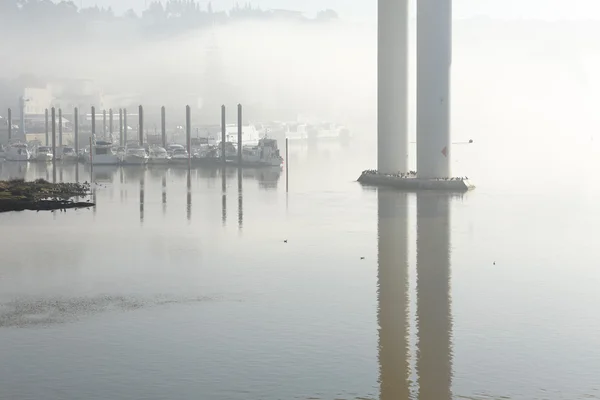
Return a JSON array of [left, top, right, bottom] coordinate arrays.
[[119, 109, 123, 146], [58, 108, 63, 148], [109, 109, 113, 136], [44, 109, 49, 146], [221, 105, 226, 162], [103, 109, 107, 137], [123, 108, 127, 144], [91, 106, 96, 136], [74, 107, 79, 155], [237, 104, 242, 165], [51, 108, 56, 169], [138, 105, 144, 146], [185, 105, 191, 165], [161, 106, 166, 148]]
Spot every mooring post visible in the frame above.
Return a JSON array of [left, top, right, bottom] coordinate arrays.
[[91, 106, 96, 137], [51, 107, 56, 163], [89, 137, 94, 182], [119, 109, 123, 146], [123, 108, 128, 144], [237, 104, 242, 165], [286, 138, 289, 192], [45, 108, 49, 146], [58, 108, 63, 149], [221, 105, 226, 163], [138, 105, 144, 146], [74, 107, 79, 155], [103, 109, 107, 137], [109, 109, 113, 137], [7, 108, 11, 141], [186, 105, 191, 165], [161, 106, 166, 148]]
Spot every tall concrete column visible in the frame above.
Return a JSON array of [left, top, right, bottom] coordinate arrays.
[[416, 193, 452, 400], [377, 189, 410, 400], [378, 0, 409, 174], [417, 0, 452, 179]]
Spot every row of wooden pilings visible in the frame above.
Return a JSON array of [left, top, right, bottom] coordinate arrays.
[[6, 104, 244, 163], [6, 103, 290, 191]]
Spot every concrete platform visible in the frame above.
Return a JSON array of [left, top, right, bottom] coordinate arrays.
[[357, 172, 475, 192]]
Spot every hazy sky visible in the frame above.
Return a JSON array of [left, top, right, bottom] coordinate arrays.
[[74, 0, 600, 20]]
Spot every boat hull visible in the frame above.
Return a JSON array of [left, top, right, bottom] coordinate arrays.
[[88, 155, 120, 165], [149, 157, 170, 165], [34, 154, 53, 162], [122, 155, 149, 165]]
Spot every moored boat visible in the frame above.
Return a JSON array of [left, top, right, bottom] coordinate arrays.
[[149, 146, 170, 165], [87, 140, 120, 165], [122, 147, 149, 165], [5, 142, 31, 162], [34, 146, 53, 162], [61, 146, 78, 162]]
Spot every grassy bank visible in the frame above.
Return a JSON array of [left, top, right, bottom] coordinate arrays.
[[0, 179, 93, 212]]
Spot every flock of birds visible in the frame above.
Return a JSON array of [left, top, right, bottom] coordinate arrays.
[[361, 169, 469, 181]]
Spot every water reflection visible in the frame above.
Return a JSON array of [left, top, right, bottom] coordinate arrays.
[[377, 191, 454, 400], [221, 167, 227, 226], [237, 168, 243, 232], [186, 168, 191, 221], [139, 171, 145, 224], [377, 190, 410, 400], [416, 193, 453, 400], [162, 175, 167, 215]]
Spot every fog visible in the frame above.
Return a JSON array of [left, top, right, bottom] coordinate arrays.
[[0, 8, 376, 126], [3, 2, 600, 139]]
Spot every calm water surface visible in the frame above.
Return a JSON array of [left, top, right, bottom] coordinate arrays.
[[1, 135, 599, 400]]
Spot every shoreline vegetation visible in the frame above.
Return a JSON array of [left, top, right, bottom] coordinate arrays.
[[0, 179, 94, 213]]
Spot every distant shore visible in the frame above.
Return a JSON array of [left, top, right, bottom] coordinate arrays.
[[0, 179, 93, 212]]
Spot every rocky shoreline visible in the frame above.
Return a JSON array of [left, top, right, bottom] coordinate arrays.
[[0, 179, 94, 212]]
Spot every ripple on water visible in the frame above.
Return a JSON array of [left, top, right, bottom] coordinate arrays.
[[0, 294, 215, 328]]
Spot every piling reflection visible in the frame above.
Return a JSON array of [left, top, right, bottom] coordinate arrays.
[[186, 168, 191, 221], [221, 167, 227, 226], [377, 189, 410, 400], [139, 172, 145, 224], [162, 175, 167, 215], [237, 168, 243, 232], [416, 193, 453, 400]]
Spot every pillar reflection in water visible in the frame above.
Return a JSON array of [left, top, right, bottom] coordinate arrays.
[[186, 168, 192, 221], [75, 163, 79, 183], [377, 189, 410, 400], [416, 193, 453, 400], [162, 175, 167, 215], [221, 167, 227, 226], [139, 172, 145, 224], [237, 168, 243, 232]]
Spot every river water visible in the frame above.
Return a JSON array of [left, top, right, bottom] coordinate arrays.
[[1, 133, 599, 400]]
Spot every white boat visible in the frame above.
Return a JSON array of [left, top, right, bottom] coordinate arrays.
[[34, 146, 53, 162], [240, 138, 283, 167], [283, 121, 350, 141], [220, 124, 262, 146], [123, 147, 149, 165], [149, 146, 170, 165], [61, 146, 79, 162], [166, 144, 185, 157], [5, 143, 31, 162], [87, 140, 120, 165], [169, 148, 190, 164]]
